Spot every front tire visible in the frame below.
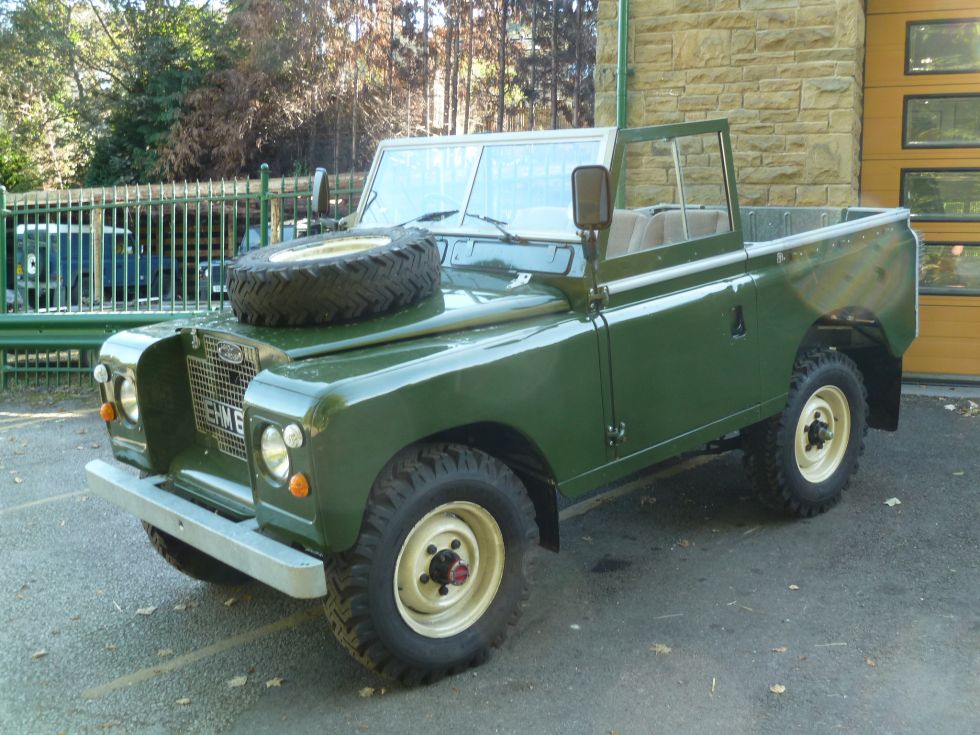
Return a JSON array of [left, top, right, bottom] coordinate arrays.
[[744, 349, 868, 517], [142, 522, 251, 586], [324, 444, 539, 685]]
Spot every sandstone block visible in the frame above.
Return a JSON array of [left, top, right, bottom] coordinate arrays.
[[797, 185, 829, 207], [798, 6, 836, 27], [732, 30, 756, 55], [678, 95, 719, 111], [688, 68, 742, 84], [739, 135, 786, 152], [643, 93, 680, 113], [674, 0, 740, 13], [775, 61, 838, 79], [741, 163, 804, 185], [676, 29, 731, 67], [634, 36, 673, 65], [759, 79, 802, 92], [802, 77, 857, 110], [757, 11, 797, 29], [828, 184, 856, 207], [756, 27, 835, 53], [737, 185, 770, 206], [804, 134, 853, 184], [769, 185, 797, 205], [744, 90, 801, 110], [703, 12, 756, 30]]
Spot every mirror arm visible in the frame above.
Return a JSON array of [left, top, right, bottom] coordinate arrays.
[[580, 228, 599, 263]]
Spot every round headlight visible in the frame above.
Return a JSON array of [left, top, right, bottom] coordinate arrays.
[[260, 425, 290, 481], [118, 378, 140, 423]]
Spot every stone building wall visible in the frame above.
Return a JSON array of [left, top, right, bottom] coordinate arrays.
[[595, 0, 866, 207]]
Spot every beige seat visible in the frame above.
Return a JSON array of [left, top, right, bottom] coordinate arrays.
[[630, 209, 730, 253], [606, 209, 652, 258]]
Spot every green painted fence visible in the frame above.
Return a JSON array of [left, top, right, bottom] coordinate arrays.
[[0, 166, 363, 388]]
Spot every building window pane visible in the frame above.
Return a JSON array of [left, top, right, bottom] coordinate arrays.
[[921, 242, 980, 294], [907, 19, 980, 74], [902, 170, 980, 220], [905, 95, 980, 147]]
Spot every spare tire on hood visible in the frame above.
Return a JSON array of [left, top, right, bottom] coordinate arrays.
[[226, 227, 441, 326]]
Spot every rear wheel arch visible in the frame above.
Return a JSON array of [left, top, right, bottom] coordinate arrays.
[[797, 309, 902, 431]]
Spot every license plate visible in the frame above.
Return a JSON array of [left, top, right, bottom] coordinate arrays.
[[202, 397, 244, 437]]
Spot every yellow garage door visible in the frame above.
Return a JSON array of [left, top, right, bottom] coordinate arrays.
[[863, 0, 980, 378]]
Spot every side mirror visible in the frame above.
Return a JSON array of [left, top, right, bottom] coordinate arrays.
[[571, 165, 612, 231], [312, 167, 331, 216]]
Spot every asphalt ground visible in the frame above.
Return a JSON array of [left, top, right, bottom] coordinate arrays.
[[1, 389, 978, 735]]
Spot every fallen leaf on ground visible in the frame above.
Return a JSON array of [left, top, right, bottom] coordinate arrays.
[[135, 606, 156, 616], [788, 584, 800, 591], [581, 536, 592, 544], [31, 649, 47, 659], [105, 643, 117, 651], [864, 656, 877, 667], [952, 471, 965, 476], [157, 648, 174, 657], [227, 675, 247, 688], [358, 687, 375, 698], [175, 698, 192, 706], [769, 684, 786, 695], [69, 614, 80, 621], [173, 603, 187, 611], [14, 477, 24, 484], [89, 443, 101, 449], [223, 597, 237, 607], [944, 404, 956, 411], [640, 496, 656, 506], [677, 539, 691, 548], [772, 646, 788, 653], [650, 643, 672, 656], [884, 497, 901, 507], [569, 623, 581, 630], [265, 677, 284, 688]]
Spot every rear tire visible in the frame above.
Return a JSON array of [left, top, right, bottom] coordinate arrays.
[[324, 444, 538, 685], [142, 521, 251, 586], [743, 349, 868, 517]]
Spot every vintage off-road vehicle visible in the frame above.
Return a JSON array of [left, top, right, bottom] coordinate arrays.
[[87, 119, 918, 683]]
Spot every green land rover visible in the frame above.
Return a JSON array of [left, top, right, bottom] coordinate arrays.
[[87, 119, 918, 683]]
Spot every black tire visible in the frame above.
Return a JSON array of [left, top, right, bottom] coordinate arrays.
[[743, 349, 868, 517], [324, 444, 539, 685], [142, 521, 251, 586], [226, 227, 440, 327]]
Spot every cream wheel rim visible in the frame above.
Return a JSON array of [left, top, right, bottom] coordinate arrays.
[[795, 385, 850, 483], [393, 501, 505, 639], [268, 235, 391, 263]]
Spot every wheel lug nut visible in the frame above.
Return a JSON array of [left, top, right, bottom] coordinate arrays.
[[426, 544, 437, 555], [451, 539, 461, 550], [419, 573, 430, 584], [439, 585, 449, 596]]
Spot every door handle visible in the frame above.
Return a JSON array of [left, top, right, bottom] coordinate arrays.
[[731, 305, 746, 337]]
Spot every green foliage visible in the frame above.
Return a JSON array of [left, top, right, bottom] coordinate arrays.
[[84, 1, 224, 185], [0, 127, 43, 191]]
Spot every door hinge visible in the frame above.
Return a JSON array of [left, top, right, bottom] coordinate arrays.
[[606, 421, 626, 446], [589, 285, 609, 311]]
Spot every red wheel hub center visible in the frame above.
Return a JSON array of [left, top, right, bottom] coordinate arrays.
[[447, 559, 469, 586]]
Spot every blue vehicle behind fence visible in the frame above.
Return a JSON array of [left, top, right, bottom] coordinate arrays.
[[13, 223, 178, 310]]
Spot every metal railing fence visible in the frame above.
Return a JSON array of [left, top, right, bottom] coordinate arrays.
[[1, 166, 364, 388]]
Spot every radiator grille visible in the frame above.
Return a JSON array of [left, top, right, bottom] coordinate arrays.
[[187, 334, 259, 460]]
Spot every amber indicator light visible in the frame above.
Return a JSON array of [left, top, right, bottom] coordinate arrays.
[[289, 473, 310, 498], [99, 402, 117, 422]]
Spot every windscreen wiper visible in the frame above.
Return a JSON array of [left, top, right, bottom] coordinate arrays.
[[463, 213, 527, 243], [398, 209, 459, 227]]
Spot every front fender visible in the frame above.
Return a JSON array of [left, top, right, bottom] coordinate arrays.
[[249, 313, 606, 552]]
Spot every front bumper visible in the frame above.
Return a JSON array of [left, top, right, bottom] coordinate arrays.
[[85, 459, 327, 598]]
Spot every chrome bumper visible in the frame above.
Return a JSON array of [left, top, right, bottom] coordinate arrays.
[[85, 459, 327, 599]]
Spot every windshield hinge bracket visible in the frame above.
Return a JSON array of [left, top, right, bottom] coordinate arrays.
[[589, 285, 609, 310], [506, 272, 533, 290], [606, 421, 626, 447]]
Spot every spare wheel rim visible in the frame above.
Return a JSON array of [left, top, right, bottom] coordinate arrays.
[[268, 235, 392, 263]]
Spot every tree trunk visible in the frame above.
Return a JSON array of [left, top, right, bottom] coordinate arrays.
[[451, 0, 460, 134], [573, 0, 582, 127], [550, 0, 558, 129], [464, 0, 473, 133], [443, 1, 453, 131], [496, 0, 507, 132], [423, 0, 430, 133], [529, 0, 537, 129]]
